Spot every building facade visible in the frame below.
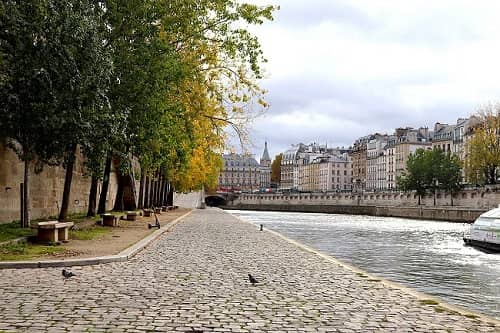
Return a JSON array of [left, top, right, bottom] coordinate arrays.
[[218, 144, 272, 192]]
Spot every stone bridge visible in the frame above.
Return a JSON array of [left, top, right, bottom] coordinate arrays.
[[205, 192, 239, 207]]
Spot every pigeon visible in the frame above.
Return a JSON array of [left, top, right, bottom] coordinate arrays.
[[248, 274, 258, 285], [62, 269, 75, 278]]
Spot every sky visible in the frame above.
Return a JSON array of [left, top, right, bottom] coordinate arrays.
[[240, 0, 500, 160]]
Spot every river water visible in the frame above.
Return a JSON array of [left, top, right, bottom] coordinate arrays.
[[228, 210, 500, 319]]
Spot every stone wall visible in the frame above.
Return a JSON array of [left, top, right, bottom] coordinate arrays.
[[226, 188, 500, 222], [0, 145, 120, 223], [224, 203, 484, 222], [233, 188, 500, 209]]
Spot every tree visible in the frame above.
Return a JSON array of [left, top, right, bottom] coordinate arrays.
[[52, 1, 114, 221], [271, 153, 282, 185], [465, 104, 500, 185], [439, 152, 462, 206], [397, 149, 428, 205], [0, 0, 112, 225], [397, 148, 462, 206]]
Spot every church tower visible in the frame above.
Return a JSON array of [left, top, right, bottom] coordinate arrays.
[[260, 141, 271, 167]]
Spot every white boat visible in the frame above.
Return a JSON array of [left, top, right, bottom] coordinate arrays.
[[463, 206, 500, 252]]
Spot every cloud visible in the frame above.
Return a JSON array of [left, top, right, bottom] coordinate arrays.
[[243, 0, 500, 159]]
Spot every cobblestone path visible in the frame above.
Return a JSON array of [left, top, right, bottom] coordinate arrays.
[[0, 208, 498, 332]]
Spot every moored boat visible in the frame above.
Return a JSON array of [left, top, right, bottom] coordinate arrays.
[[463, 206, 500, 252]]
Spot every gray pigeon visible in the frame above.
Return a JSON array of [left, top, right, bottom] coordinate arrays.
[[62, 269, 75, 278], [248, 274, 258, 285]]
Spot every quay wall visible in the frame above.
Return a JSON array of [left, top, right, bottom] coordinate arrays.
[[224, 189, 500, 222]]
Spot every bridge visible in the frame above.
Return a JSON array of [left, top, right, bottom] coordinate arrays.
[[204, 192, 239, 207]]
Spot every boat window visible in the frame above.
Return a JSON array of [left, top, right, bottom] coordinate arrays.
[[474, 218, 491, 227]]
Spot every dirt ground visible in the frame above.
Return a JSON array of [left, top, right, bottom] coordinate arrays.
[[49, 208, 191, 259]]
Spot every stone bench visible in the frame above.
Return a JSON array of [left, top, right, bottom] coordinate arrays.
[[101, 214, 118, 227], [37, 221, 74, 243], [125, 211, 138, 221]]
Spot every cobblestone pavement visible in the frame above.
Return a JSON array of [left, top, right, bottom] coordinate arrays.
[[0, 208, 498, 332]]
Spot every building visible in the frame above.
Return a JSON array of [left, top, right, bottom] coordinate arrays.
[[366, 134, 389, 191], [394, 127, 432, 182], [218, 143, 272, 192], [432, 122, 454, 152], [280, 142, 352, 192], [281, 144, 304, 191], [259, 142, 271, 189], [351, 136, 370, 192]]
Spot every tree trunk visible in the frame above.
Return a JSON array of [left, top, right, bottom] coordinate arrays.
[[87, 175, 99, 217], [113, 172, 125, 211], [153, 170, 159, 206], [162, 179, 170, 206], [97, 153, 112, 214], [167, 183, 174, 206], [159, 176, 166, 206], [23, 159, 30, 228], [138, 173, 145, 209], [144, 176, 150, 208], [59, 145, 77, 221], [149, 173, 156, 207]]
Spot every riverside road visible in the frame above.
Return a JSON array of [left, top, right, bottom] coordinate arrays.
[[0, 208, 498, 332]]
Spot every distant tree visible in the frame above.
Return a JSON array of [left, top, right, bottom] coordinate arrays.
[[271, 153, 282, 184], [397, 148, 462, 206], [464, 104, 500, 185], [397, 149, 428, 205], [438, 152, 462, 206]]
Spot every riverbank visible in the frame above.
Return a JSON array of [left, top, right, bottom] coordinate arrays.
[[223, 203, 485, 222], [0, 208, 497, 332]]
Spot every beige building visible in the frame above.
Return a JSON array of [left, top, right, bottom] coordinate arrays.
[[280, 143, 352, 192], [394, 127, 432, 182], [351, 136, 370, 192]]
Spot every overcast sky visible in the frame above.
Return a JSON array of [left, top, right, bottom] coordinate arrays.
[[240, 0, 500, 160]]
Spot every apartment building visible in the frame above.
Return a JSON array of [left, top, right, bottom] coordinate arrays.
[[394, 127, 432, 180], [366, 134, 390, 191], [351, 135, 370, 192]]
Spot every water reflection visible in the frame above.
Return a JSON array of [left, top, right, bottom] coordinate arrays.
[[229, 210, 500, 319]]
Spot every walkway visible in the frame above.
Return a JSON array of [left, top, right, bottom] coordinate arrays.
[[0, 208, 498, 332]]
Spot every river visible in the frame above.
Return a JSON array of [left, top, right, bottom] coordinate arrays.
[[228, 210, 500, 320]]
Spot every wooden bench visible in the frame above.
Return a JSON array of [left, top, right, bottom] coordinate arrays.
[[154, 207, 161, 214], [37, 221, 74, 243], [143, 209, 152, 217], [161, 206, 167, 212], [101, 214, 118, 227]]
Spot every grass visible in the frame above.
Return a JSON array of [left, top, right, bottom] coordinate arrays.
[[434, 306, 446, 313], [0, 222, 36, 243], [420, 299, 440, 306], [0, 242, 64, 261], [464, 313, 479, 319], [70, 226, 110, 240]]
